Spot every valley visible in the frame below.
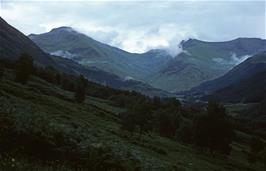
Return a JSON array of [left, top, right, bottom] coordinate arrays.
[[29, 28, 266, 92], [0, 5, 266, 170]]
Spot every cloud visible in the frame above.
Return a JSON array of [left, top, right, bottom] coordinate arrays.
[[230, 53, 251, 65], [212, 53, 251, 66], [1, 0, 265, 54]]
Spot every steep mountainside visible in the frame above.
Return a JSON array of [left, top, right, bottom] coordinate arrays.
[[0, 17, 58, 67], [0, 17, 170, 97], [150, 38, 266, 92], [185, 52, 266, 103], [29, 27, 266, 92], [52, 55, 171, 97], [29, 27, 172, 80], [205, 71, 266, 103]]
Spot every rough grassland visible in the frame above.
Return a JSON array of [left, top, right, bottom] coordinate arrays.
[[0, 73, 265, 171]]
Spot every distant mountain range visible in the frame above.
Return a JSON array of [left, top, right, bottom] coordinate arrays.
[[29, 26, 266, 92], [0, 17, 170, 97], [183, 52, 266, 103]]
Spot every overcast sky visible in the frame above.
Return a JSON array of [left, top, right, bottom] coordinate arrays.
[[1, 0, 265, 53]]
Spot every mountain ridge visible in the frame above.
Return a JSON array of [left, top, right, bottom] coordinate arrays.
[[29, 26, 266, 92], [0, 17, 171, 97], [182, 51, 266, 103]]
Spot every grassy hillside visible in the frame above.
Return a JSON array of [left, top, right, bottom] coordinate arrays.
[[0, 67, 265, 171]]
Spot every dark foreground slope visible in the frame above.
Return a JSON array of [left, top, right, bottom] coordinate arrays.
[[1, 66, 265, 171]]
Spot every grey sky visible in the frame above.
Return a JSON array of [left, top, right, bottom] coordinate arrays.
[[1, 0, 265, 53]]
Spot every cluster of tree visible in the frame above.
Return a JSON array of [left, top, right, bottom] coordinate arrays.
[[120, 97, 182, 139], [193, 101, 234, 155], [35, 66, 89, 103], [2, 54, 87, 103], [177, 102, 235, 155], [2, 54, 156, 104], [120, 99, 235, 156]]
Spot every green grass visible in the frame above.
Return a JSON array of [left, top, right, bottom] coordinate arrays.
[[0, 73, 265, 171]]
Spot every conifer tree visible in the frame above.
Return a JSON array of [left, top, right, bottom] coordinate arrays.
[[15, 53, 34, 84], [75, 75, 88, 103]]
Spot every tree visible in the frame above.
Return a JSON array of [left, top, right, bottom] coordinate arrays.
[[157, 98, 181, 138], [177, 121, 194, 144], [193, 101, 234, 155], [61, 74, 75, 92], [74, 75, 88, 103], [151, 96, 162, 110], [134, 102, 152, 138], [158, 108, 181, 138], [0, 64, 4, 80], [55, 73, 61, 85], [15, 53, 34, 84]]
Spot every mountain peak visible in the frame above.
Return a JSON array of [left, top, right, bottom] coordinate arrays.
[[180, 38, 201, 49], [146, 49, 167, 54], [49, 26, 76, 33]]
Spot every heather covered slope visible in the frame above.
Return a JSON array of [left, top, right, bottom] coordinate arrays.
[[0, 67, 265, 171]]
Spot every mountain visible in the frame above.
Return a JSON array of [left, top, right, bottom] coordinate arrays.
[[206, 71, 266, 103], [0, 17, 58, 67], [0, 17, 170, 97], [29, 27, 266, 92], [150, 38, 266, 92], [52, 55, 171, 97], [185, 51, 266, 103], [29, 27, 172, 81]]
